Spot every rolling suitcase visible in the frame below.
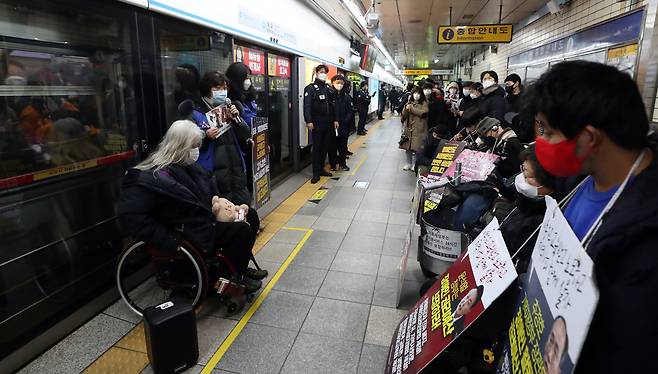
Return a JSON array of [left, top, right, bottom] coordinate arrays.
[[143, 299, 199, 373]]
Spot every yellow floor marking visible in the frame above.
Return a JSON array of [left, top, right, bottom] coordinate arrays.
[[82, 116, 391, 374], [83, 347, 149, 373], [200, 228, 314, 374]]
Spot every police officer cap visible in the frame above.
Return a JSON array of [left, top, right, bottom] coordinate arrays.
[[315, 64, 329, 73]]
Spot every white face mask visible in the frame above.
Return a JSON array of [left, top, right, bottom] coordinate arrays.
[[334, 83, 344, 91], [482, 79, 495, 89], [463, 89, 471, 97], [514, 172, 542, 199], [243, 79, 252, 91], [317, 73, 327, 81], [187, 147, 200, 164], [413, 93, 421, 101], [423, 89, 432, 97], [470, 93, 478, 99]]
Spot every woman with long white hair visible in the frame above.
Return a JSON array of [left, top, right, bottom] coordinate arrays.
[[117, 120, 264, 293]]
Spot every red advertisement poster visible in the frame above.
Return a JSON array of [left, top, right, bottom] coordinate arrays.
[[268, 54, 290, 78], [235, 45, 265, 75], [386, 219, 518, 374]]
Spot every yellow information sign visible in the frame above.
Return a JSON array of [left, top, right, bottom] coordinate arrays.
[[437, 24, 513, 44], [607, 43, 638, 59]]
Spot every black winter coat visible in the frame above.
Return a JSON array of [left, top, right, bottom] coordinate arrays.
[[356, 88, 371, 112], [576, 147, 658, 374], [333, 88, 354, 136], [427, 96, 447, 132], [117, 164, 218, 254], [195, 101, 252, 205], [479, 85, 506, 122]]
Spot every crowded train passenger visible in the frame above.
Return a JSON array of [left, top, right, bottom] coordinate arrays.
[[178, 72, 256, 229], [452, 106, 483, 148], [423, 81, 448, 136], [478, 70, 506, 122], [388, 86, 400, 114], [415, 125, 452, 175], [377, 83, 387, 120], [225, 62, 258, 194], [396, 82, 414, 114], [527, 60, 658, 373], [329, 74, 351, 171], [503, 73, 523, 114], [355, 80, 373, 135], [476, 116, 522, 178], [399, 87, 429, 171], [117, 120, 266, 293], [303, 64, 338, 183], [496, 145, 556, 268]]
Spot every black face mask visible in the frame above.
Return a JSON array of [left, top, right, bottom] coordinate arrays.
[[505, 84, 515, 95], [482, 135, 496, 148]]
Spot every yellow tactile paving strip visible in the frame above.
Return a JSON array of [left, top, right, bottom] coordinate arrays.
[[81, 118, 385, 373]]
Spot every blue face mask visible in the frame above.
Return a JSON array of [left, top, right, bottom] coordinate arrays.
[[212, 89, 228, 104]]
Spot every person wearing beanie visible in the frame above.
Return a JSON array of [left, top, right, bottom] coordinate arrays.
[[476, 116, 522, 178]]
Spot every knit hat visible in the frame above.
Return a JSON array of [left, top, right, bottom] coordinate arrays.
[[448, 81, 460, 90], [504, 73, 522, 85], [476, 116, 500, 136]]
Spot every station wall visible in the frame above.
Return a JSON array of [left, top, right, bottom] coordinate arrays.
[[464, 0, 645, 82]]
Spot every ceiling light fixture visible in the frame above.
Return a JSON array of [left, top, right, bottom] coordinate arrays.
[[340, 0, 400, 73]]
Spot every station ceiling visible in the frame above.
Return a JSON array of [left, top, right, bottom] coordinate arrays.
[[358, 0, 548, 69]]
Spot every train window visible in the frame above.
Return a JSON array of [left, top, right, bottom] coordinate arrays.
[[158, 18, 233, 126], [0, 0, 138, 186]]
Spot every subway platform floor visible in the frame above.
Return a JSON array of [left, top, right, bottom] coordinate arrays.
[[19, 115, 449, 374]]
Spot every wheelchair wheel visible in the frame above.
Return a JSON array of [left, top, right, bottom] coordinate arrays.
[[116, 241, 208, 317]]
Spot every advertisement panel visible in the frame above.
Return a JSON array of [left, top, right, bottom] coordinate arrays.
[[251, 117, 271, 209]]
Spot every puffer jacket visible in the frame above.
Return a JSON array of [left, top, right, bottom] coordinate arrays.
[[479, 84, 506, 122], [400, 99, 429, 152], [117, 163, 219, 253]]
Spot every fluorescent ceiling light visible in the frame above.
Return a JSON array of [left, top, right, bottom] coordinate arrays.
[[341, 0, 400, 73]]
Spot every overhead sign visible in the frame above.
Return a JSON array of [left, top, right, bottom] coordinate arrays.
[[386, 219, 517, 373], [396, 69, 454, 76], [437, 24, 513, 44]]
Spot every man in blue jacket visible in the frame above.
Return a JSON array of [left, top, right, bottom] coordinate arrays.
[[527, 60, 658, 374]]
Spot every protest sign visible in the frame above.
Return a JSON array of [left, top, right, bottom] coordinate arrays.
[[442, 149, 499, 182], [428, 140, 466, 178], [387, 219, 518, 374], [205, 105, 232, 138], [497, 197, 599, 374], [251, 117, 270, 209]]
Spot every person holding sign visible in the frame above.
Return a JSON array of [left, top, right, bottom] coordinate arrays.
[[528, 61, 658, 373]]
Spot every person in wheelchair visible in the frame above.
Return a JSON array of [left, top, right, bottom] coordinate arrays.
[[476, 116, 523, 178], [117, 120, 266, 294]]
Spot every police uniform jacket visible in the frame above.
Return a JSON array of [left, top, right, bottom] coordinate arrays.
[[304, 78, 337, 124]]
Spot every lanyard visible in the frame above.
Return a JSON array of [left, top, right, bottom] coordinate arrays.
[[580, 148, 647, 248]]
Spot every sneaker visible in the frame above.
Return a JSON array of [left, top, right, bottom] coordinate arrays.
[[245, 267, 268, 280], [241, 275, 262, 293], [311, 176, 320, 184], [319, 170, 333, 177], [357, 131, 367, 136], [402, 164, 411, 171], [340, 165, 350, 171]]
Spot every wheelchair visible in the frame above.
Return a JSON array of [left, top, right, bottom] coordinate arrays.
[[115, 240, 256, 317]]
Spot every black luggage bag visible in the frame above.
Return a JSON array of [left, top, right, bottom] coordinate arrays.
[[143, 299, 199, 373]]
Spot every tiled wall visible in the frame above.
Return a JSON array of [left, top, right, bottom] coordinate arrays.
[[465, 0, 644, 80]]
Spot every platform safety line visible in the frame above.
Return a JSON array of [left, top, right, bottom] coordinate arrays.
[[349, 155, 368, 176], [200, 227, 314, 373]]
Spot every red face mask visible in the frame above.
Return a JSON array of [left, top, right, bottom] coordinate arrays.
[[535, 135, 590, 177]]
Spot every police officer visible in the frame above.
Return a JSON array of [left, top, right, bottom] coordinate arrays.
[[355, 81, 372, 135], [304, 64, 339, 184]]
